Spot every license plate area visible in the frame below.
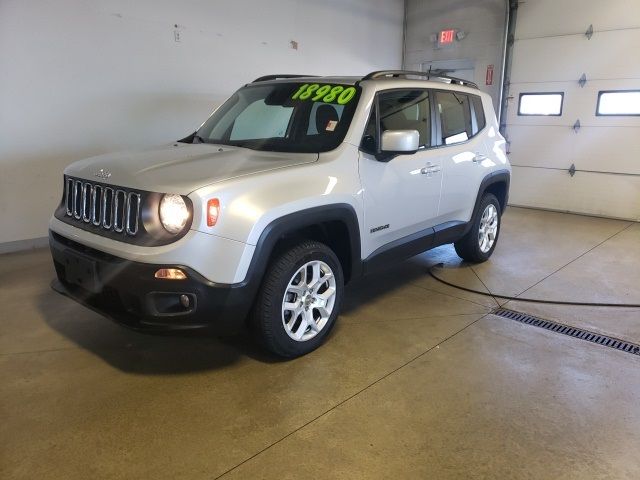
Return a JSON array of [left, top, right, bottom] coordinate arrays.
[[63, 250, 101, 293]]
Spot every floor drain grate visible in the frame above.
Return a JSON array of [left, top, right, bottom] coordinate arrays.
[[493, 308, 640, 356]]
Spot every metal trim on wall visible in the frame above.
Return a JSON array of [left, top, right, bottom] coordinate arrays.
[[499, 0, 519, 134]]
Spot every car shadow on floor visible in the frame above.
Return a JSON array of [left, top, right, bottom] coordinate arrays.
[[35, 246, 462, 374], [342, 245, 467, 315], [35, 286, 285, 374]]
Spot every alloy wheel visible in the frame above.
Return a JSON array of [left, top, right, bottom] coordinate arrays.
[[478, 204, 499, 253], [281, 260, 337, 342]]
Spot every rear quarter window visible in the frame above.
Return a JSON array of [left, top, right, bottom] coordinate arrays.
[[472, 95, 486, 131]]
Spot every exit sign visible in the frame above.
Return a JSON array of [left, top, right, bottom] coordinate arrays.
[[439, 29, 456, 46]]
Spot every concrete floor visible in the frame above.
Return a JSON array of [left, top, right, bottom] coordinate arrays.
[[1, 207, 639, 479]]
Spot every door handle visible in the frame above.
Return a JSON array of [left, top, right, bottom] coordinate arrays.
[[420, 165, 441, 175], [473, 153, 486, 163]]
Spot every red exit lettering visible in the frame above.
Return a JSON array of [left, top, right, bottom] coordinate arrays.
[[439, 29, 455, 44]]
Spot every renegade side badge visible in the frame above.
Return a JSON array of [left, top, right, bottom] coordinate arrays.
[[370, 224, 390, 234]]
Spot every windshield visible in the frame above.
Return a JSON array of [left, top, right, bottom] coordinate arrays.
[[194, 82, 361, 153]]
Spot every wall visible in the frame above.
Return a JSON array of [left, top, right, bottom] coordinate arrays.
[[0, 0, 404, 248], [404, 0, 508, 111]]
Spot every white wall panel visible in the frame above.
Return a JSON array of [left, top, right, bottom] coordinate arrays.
[[510, 167, 640, 221], [507, 126, 640, 175], [0, 0, 404, 244], [514, 0, 640, 39], [511, 30, 640, 84], [506, 126, 577, 168]]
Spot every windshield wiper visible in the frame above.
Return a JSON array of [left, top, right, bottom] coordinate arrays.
[[193, 133, 206, 144]]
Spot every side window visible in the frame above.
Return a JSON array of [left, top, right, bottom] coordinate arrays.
[[471, 95, 486, 132], [378, 90, 431, 148], [230, 100, 293, 140], [436, 91, 473, 145]]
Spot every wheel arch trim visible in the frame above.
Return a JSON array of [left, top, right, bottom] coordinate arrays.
[[465, 169, 510, 234], [236, 203, 362, 306]]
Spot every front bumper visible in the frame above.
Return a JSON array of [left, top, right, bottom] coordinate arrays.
[[49, 231, 254, 333]]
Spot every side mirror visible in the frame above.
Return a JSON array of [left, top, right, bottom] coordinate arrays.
[[379, 130, 419, 160]]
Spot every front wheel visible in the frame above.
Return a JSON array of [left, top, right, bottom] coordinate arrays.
[[250, 240, 344, 358], [454, 193, 501, 263]]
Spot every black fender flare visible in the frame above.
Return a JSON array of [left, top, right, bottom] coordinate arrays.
[[464, 169, 511, 234], [238, 203, 362, 302]]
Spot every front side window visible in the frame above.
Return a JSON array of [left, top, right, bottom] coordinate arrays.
[[378, 90, 431, 148], [360, 89, 432, 154], [196, 83, 360, 153], [596, 90, 640, 116], [436, 91, 473, 145]]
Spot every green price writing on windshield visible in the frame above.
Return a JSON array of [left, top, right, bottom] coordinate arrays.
[[291, 84, 357, 105]]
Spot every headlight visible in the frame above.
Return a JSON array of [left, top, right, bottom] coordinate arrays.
[[159, 194, 189, 234]]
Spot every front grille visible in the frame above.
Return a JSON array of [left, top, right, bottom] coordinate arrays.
[[64, 177, 141, 236]]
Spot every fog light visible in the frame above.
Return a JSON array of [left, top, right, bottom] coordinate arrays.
[[154, 268, 187, 280], [179, 294, 191, 308]]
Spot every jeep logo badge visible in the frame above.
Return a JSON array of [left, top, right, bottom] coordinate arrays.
[[94, 168, 112, 179]]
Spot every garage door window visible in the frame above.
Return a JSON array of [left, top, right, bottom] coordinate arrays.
[[596, 90, 640, 116], [436, 91, 473, 145], [518, 93, 564, 116]]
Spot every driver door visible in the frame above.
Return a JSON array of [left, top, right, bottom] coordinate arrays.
[[358, 89, 443, 258]]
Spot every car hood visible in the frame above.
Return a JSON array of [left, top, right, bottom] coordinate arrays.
[[64, 143, 318, 194]]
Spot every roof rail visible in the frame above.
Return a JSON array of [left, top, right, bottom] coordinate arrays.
[[252, 74, 318, 83], [361, 70, 478, 89]]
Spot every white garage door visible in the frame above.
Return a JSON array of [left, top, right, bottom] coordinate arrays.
[[505, 0, 640, 221]]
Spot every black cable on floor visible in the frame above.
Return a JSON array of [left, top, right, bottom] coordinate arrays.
[[469, 264, 501, 308], [429, 264, 640, 309]]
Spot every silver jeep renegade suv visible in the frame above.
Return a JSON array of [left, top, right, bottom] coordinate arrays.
[[50, 70, 510, 357]]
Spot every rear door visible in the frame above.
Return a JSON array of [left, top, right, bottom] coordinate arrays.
[[435, 90, 491, 223], [358, 89, 442, 257]]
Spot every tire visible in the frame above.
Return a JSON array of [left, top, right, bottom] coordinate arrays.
[[250, 240, 344, 358], [454, 193, 501, 263]]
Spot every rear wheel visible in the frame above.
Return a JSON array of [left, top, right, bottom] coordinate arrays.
[[250, 240, 344, 358], [454, 193, 501, 263]]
